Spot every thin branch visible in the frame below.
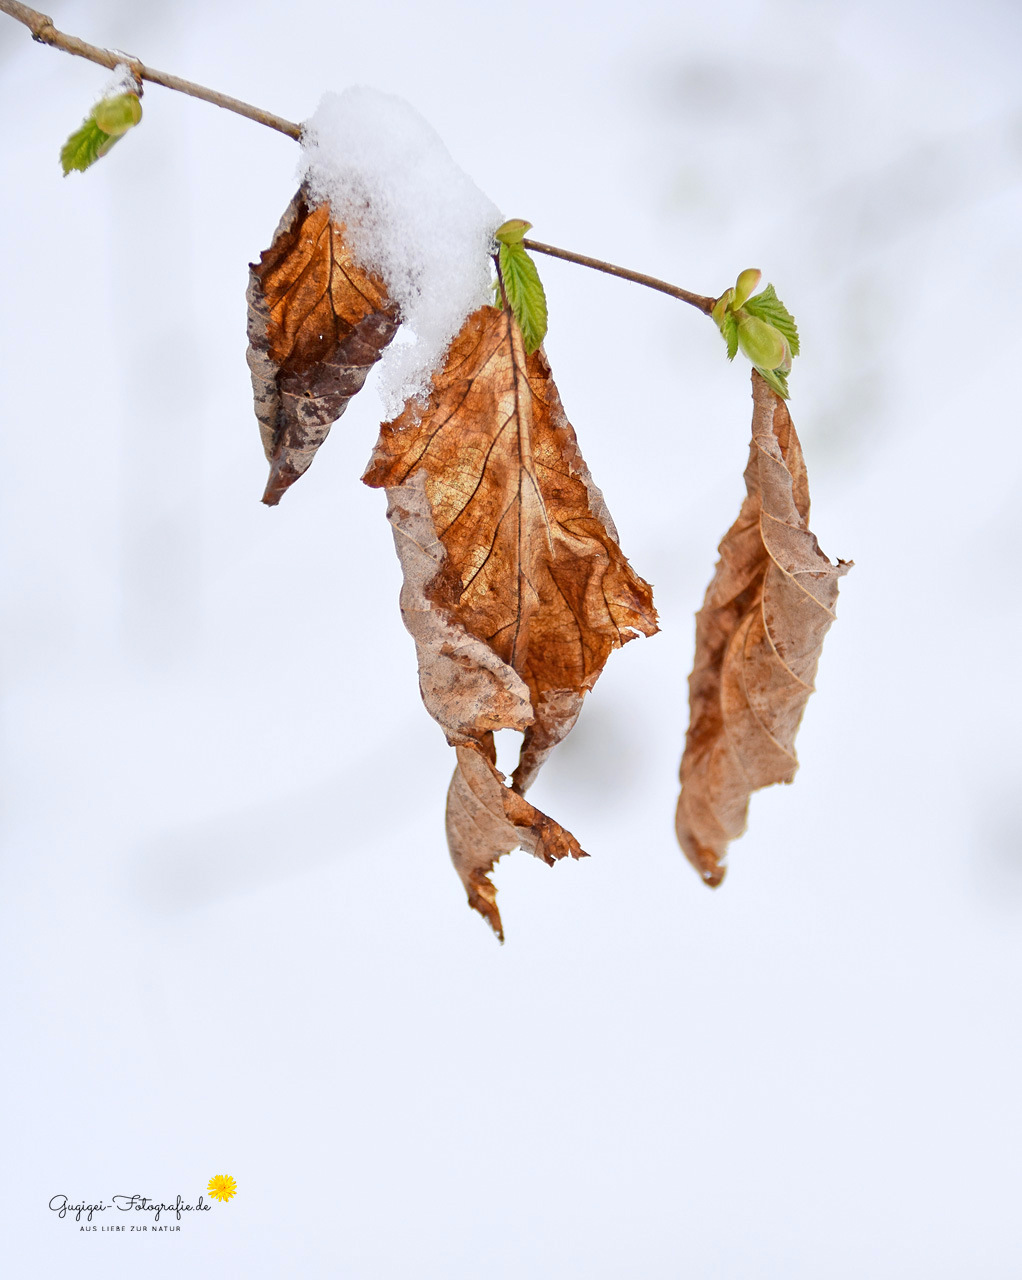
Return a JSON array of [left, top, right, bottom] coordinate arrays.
[[0, 0, 301, 139], [522, 239, 716, 315], [0, 1, 717, 311]]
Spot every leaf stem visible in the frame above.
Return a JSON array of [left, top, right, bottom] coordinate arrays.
[[492, 253, 510, 311], [1, 1, 713, 311]]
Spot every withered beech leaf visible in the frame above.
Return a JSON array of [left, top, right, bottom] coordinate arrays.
[[247, 190, 400, 506], [364, 304, 658, 936], [676, 372, 851, 887]]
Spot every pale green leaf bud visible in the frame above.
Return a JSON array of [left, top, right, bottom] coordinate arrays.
[[736, 314, 789, 370], [494, 219, 532, 246], [732, 268, 762, 310], [92, 93, 143, 137]]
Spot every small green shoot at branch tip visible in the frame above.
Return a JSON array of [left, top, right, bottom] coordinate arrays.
[[493, 219, 548, 354], [60, 92, 142, 175], [711, 269, 799, 398]]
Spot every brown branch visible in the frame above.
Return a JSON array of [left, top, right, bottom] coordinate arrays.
[[522, 239, 716, 315], [0, 0, 301, 139], [0, 1, 717, 311]]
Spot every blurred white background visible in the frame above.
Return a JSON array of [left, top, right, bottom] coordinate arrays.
[[1, 0, 1021, 1275]]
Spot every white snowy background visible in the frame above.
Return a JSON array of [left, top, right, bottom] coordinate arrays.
[[2, 0, 1021, 1275]]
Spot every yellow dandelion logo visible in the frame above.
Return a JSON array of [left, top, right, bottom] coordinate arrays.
[[207, 1174, 237, 1203]]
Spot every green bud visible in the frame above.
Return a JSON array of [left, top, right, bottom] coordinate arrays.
[[711, 289, 733, 330], [732, 268, 762, 311], [736, 314, 789, 370], [92, 93, 142, 137], [494, 219, 532, 246]]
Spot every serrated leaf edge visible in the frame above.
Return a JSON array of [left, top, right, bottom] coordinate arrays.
[[60, 118, 114, 175]]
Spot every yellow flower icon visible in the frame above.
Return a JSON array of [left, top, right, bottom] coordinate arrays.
[[207, 1174, 237, 1203]]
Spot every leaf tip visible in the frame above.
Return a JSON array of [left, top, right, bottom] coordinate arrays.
[[677, 821, 728, 888], [261, 459, 295, 506], [466, 872, 505, 942]]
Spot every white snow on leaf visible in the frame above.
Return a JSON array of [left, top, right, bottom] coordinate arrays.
[[300, 88, 503, 415]]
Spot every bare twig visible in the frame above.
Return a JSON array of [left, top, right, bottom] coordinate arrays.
[[0, 0, 301, 139], [522, 239, 716, 314], [0, 1, 717, 310]]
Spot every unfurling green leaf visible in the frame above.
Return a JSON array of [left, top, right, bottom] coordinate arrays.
[[712, 289, 738, 359], [742, 283, 800, 356], [60, 92, 142, 176], [498, 241, 548, 353], [61, 118, 114, 174], [720, 310, 739, 361], [710, 270, 799, 397]]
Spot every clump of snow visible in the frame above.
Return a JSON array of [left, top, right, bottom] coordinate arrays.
[[101, 62, 142, 100], [300, 88, 503, 415]]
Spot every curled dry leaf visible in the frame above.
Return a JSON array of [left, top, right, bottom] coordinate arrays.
[[247, 190, 400, 506], [364, 304, 658, 936], [676, 372, 851, 887]]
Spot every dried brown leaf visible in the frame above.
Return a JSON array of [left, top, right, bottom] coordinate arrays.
[[247, 190, 400, 506], [676, 372, 851, 887], [364, 304, 658, 935]]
